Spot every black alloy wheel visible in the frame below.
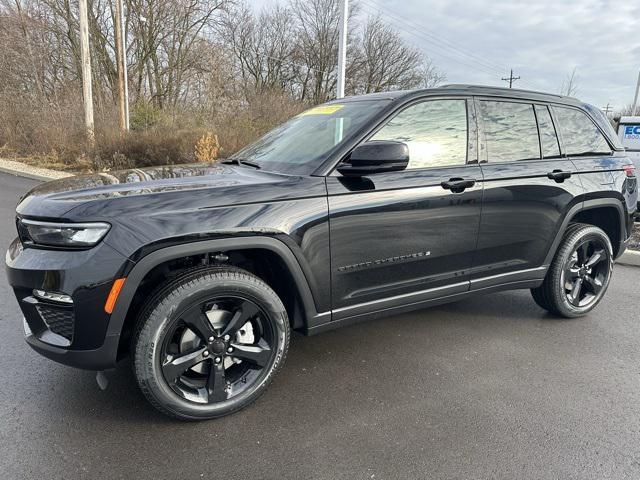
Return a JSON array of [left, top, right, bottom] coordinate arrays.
[[134, 267, 289, 420], [531, 223, 613, 318], [160, 296, 276, 405], [561, 238, 611, 308]]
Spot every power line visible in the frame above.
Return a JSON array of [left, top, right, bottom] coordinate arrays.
[[361, 0, 508, 76], [172, 1, 539, 95], [358, 1, 508, 80], [358, 1, 500, 75], [359, 0, 539, 90]]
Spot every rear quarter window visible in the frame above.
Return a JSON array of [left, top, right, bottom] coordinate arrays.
[[551, 106, 612, 156]]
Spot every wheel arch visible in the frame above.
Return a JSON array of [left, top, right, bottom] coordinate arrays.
[[107, 236, 327, 359], [544, 198, 628, 266]]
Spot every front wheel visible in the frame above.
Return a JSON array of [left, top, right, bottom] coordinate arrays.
[[133, 267, 290, 420], [531, 223, 613, 318]]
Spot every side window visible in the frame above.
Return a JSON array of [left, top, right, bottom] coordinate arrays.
[[370, 99, 467, 169], [552, 106, 612, 156], [535, 105, 561, 158], [478, 100, 540, 162]]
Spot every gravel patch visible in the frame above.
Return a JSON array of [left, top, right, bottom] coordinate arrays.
[[0, 158, 73, 180]]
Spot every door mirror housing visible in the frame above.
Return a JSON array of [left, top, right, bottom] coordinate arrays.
[[337, 140, 409, 177]]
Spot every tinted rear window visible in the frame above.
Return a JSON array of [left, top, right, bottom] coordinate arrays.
[[479, 101, 540, 162], [552, 106, 612, 156]]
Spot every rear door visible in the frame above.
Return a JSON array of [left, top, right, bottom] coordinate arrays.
[[551, 105, 616, 201], [472, 99, 584, 288], [326, 97, 483, 317]]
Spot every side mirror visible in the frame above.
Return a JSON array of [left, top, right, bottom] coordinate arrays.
[[337, 140, 409, 177]]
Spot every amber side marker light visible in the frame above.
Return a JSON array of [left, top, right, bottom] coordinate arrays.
[[105, 278, 126, 314]]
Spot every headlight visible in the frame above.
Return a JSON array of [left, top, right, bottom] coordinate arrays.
[[18, 219, 110, 248]]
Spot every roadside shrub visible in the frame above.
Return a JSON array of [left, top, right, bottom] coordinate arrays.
[[194, 132, 220, 163], [130, 101, 167, 131], [92, 128, 205, 170], [0, 86, 306, 172]]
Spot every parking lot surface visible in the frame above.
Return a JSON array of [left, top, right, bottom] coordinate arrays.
[[0, 172, 639, 480]]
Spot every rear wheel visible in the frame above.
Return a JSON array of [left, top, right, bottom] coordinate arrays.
[[133, 267, 289, 420], [531, 223, 613, 318]]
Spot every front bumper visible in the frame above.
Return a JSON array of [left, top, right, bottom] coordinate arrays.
[[23, 317, 121, 370], [6, 237, 134, 370]]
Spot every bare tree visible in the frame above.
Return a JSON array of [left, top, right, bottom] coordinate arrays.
[[125, 0, 225, 109], [219, 2, 297, 95], [0, 0, 447, 166], [421, 58, 446, 88], [348, 15, 443, 95], [560, 67, 579, 97], [290, 0, 344, 103]]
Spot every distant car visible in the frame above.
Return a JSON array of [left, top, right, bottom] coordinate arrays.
[[5, 85, 638, 420], [617, 116, 640, 214]]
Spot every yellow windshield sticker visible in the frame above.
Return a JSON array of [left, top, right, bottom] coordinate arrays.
[[299, 105, 344, 116]]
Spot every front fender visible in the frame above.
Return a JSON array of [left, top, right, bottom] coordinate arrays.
[[106, 236, 329, 342]]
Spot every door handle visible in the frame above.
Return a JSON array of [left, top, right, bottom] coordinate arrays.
[[547, 169, 572, 182], [441, 177, 476, 193]]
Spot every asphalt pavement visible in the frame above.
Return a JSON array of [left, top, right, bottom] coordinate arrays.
[[1, 172, 639, 480]]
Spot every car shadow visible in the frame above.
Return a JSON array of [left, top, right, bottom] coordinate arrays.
[[28, 289, 580, 427]]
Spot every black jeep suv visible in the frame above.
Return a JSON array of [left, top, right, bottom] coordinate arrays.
[[6, 85, 638, 420]]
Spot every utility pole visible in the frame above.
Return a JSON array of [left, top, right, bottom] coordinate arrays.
[[79, 0, 95, 146], [632, 69, 640, 116], [501, 69, 520, 88], [602, 103, 612, 116], [114, 0, 129, 131], [336, 0, 348, 99]]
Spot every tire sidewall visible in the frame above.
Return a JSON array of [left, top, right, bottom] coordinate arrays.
[[135, 270, 289, 420], [554, 227, 613, 317]]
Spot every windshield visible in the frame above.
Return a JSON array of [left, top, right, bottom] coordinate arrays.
[[229, 100, 390, 175]]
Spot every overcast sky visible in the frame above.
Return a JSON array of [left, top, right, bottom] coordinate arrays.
[[251, 0, 640, 111]]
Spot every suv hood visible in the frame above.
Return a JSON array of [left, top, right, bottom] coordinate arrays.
[[16, 163, 324, 219]]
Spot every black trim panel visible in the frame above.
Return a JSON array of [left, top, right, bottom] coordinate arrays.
[[308, 279, 542, 335], [542, 198, 627, 265], [108, 237, 325, 339]]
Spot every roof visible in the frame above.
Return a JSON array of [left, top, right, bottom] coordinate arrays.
[[336, 84, 582, 107]]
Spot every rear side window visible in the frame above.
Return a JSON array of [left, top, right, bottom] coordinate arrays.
[[370, 99, 467, 169], [535, 105, 561, 158], [479, 101, 540, 162], [551, 106, 612, 156]]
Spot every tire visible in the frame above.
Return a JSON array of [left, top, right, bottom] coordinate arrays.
[[531, 223, 613, 318], [133, 266, 290, 420]]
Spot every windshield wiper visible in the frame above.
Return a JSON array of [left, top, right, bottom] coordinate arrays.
[[221, 158, 261, 169]]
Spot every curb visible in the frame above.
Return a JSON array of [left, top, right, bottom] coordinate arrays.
[[617, 249, 640, 267], [0, 159, 73, 182], [0, 166, 58, 182]]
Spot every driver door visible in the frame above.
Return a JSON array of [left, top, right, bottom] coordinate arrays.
[[326, 97, 483, 319]]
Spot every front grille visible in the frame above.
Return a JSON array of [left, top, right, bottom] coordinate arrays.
[[36, 304, 74, 341]]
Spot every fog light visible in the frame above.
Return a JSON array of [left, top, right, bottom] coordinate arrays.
[[33, 289, 73, 304]]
